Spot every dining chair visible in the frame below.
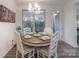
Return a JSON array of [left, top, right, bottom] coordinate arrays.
[[15, 31, 35, 58], [23, 27, 31, 32], [44, 27, 53, 36], [37, 31, 59, 58]]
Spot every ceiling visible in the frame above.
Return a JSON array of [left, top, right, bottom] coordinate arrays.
[[16, 0, 69, 5]]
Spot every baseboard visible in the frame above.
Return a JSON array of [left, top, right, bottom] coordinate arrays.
[[2, 44, 15, 58], [60, 40, 78, 48]]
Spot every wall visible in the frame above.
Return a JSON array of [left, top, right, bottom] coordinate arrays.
[[16, 0, 79, 48], [0, 0, 16, 57], [76, 4, 79, 28], [63, 0, 79, 47], [16, 3, 63, 28], [16, 3, 64, 40]]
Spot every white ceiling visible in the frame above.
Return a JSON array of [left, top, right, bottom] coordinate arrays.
[[16, 0, 69, 5]]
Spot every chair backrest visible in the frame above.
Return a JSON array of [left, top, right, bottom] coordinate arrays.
[[44, 27, 53, 36], [23, 27, 31, 34], [15, 31, 24, 53], [23, 27, 31, 32], [49, 31, 59, 58]]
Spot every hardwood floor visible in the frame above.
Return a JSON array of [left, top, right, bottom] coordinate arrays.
[[4, 45, 16, 58], [4, 40, 79, 58], [58, 41, 79, 58]]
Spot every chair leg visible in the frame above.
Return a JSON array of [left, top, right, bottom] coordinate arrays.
[[33, 49, 35, 58], [28, 53, 31, 58], [16, 50, 18, 58], [55, 53, 57, 58], [37, 50, 39, 58], [42, 54, 45, 58], [22, 53, 24, 58], [28, 50, 34, 58]]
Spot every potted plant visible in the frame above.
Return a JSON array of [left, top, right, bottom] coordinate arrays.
[[16, 26, 21, 32]]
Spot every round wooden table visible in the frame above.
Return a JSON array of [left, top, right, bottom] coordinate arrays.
[[22, 35, 50, 47], [22, 35, 50, 57]]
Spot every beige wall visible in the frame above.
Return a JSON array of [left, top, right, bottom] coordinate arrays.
[[16, 3, 63, 28], [0, 0, 16, 57], [63, 0, 79, 47], [16, 3, 64, 40], [16, 3, 64, 41]]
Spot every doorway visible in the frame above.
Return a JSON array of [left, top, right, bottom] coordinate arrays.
[[52, 11, 60, 39], [76, 3, 79, 47]]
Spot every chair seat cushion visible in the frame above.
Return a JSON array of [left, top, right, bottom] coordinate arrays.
[[38, 46, 49, 56], [23, 44, 34, 54], [24, 35, 32, 39], [40, 36, 50, 40]]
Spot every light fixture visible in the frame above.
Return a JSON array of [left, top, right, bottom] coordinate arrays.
[[28, 3, 33, 11], [27, 2, 42, 32], [28, 2, 41, 12], [34, 2, 39, 9]]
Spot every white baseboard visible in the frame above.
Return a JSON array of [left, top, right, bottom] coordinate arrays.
[[2, 44, 15, 58], [60, 39, 78, 48]]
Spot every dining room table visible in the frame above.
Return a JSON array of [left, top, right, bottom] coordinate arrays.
[[22, 33, 50, 47], [21, 32, 51, 57]]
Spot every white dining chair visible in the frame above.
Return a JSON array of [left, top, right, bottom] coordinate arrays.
[[23, 27, 31, 33], [37, 31, 59, 58], [15, 31, 35, 58], [44, 27, 53, 36]]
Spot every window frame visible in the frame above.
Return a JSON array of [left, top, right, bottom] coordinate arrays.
[[22, 9, 46, 33]]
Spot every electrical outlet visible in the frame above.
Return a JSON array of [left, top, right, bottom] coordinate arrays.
[[12, 40, 13, 42], [12, 40, 14, 46]]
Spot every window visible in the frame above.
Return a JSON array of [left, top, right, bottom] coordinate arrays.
[[35, 10, 45, 33], [22, 9, 45, 33], [22, 10, 33, 32]]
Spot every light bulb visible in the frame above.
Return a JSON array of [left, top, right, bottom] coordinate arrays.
[[57, 11, 60, 13], [34, 2, 39, 8], [38, 6, 41, 11], [53, 13, 57, 16]]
